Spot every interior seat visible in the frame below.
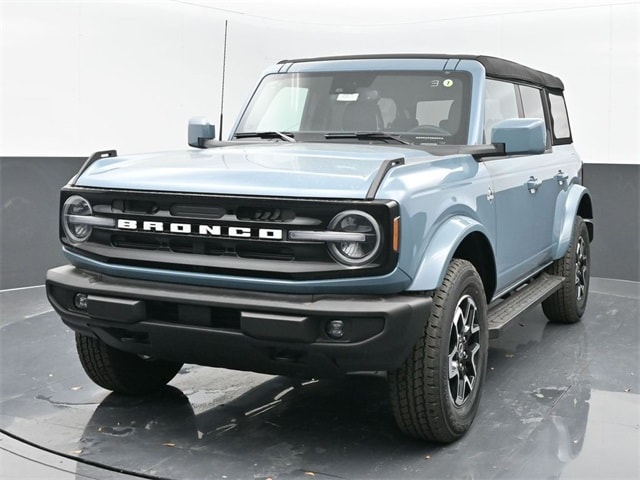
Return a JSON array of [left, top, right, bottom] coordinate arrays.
[[342, 89, 383, 131]]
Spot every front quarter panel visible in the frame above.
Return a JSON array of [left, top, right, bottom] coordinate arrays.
[[377, 154, 496, 292]]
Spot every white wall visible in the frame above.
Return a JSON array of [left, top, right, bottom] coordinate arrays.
[[1, 0, 638, 164], [1, 1, 225, 156]]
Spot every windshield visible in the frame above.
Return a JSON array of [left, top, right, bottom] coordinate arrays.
[[234, 70, 472, 145]]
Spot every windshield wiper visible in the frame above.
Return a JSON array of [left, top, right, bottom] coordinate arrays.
[[324, 132, 410, 145], [234, 131, 296, 142]]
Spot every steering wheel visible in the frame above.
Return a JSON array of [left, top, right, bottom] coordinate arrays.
[[409, 125, 450, 136]]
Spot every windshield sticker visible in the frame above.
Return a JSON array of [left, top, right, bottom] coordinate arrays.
[[336, 93, 359, 102], [443, 79, 454, 88]]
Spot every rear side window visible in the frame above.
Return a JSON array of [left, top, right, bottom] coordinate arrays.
[[548, 92, 572, 144]]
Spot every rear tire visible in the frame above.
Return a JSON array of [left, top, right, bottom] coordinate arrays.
[[542, 216, 590, 324], [76, 333, 183, 395], [388, 259, 488, 443]]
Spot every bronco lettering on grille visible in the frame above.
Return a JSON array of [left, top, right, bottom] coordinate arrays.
[[116, 219, 283, 240]]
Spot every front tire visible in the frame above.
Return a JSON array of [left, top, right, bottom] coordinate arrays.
[[388, 259, 488, 443], [542, 216, 590, 324], [76, 333, 183, 395]]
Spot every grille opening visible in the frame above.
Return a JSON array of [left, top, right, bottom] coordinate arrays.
[[104, 328, 150, 345], [236, 206, 295, 222], [168, 239, 193, 254], [112, 234, 161, 250], [169, 239, 226, 256], [271, 349, 304, 363], [210, 307, 241, 329], [170, 204, 225, 219], [204, 243, 226, 256], [236, 245, 295, 261], [148, 302, 241, 329], [111, 199, 159, 214]]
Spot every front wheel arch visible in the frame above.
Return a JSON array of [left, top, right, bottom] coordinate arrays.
[[453, 231, 497, 303], [408, 216, 496, 299]]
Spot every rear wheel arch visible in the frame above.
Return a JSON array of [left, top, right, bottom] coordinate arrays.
[[577, 193, 594, 241], [553, 185, 593, 259]]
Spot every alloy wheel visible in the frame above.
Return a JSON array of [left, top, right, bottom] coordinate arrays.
[[575, 236, 588, 302], [447, 294, 481, 407]]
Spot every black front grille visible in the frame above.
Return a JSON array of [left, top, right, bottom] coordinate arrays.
[[60, 188, 399, 281]]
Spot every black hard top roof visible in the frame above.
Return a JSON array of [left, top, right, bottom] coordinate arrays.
[[277, 54, 564, 91]]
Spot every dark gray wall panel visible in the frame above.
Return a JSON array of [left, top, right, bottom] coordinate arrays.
[[583, 164, 639, 283], [0, 158, 638, 290], [0, 157, 85, 290]]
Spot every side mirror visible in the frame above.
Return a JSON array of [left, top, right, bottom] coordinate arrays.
[[188, 117, 216, 148], [491, 118, 546, 155]]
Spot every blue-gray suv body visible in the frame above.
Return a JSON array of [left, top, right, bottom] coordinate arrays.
[[46, 54, 593, 443]]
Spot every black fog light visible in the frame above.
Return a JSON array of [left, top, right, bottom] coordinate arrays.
[[74, 293, 88, 310], [326, 320, 345, 339]]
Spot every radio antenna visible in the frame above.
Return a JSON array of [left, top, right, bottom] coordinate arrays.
[[219, 20, 228, 141]]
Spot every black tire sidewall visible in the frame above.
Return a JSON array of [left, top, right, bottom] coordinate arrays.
[[543, 216, 590, 323], [433, 261, 489, 436], [76, 333, 183, 395], [572, 220, 590, 317]]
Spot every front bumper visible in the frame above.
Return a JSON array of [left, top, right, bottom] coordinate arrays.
[[46, 265, 431, 378]]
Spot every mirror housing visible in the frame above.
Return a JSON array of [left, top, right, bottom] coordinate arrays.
[[491, 118, 546, 155], [188, 117, 216, 148]]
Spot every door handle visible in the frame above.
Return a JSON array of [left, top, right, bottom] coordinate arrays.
[[555, 170, 569, 186], [527, 176, 542, 194]]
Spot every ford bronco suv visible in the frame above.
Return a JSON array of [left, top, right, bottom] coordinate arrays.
[[46, 54, 593, 443]]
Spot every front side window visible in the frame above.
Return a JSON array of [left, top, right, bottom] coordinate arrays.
[[235, 70, 472, 145], [520, 85, 545, 122], [484, 79, 519, 143], [520, 85, 550, 149]]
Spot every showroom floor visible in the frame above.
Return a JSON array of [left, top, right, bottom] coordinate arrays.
[[1, 278, 638, 480]]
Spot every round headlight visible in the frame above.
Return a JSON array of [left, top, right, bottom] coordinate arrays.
[[327, 210, 382, 266], [62, 195, 93, 243]]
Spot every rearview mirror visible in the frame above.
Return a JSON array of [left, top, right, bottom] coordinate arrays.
[[491, 118, 546, 155], [188, 117, 216, 148]]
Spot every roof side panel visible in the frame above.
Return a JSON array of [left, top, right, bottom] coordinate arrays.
[[277, 54, 564, 91], [474, 55, 564, 90]]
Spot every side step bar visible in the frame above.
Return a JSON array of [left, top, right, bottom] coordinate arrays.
[[488, 273, 565, 339]]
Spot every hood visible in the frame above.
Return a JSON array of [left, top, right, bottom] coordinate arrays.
[[74, 143, 430, 199]]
